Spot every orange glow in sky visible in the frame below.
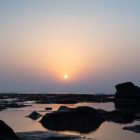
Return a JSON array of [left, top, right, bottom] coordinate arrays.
[[0, 0, 140, 92]]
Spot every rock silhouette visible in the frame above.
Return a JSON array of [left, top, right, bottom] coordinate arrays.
[[106, 110, 135, 123], [40, 106, 105, 133], [58, 106, 70, 111], [40, 105, 139, 133], [115, 82, 140, 98], [26, 111, 42, 120], [45, 107, 52, 111], [0, 120, 19, 140], [115, 82, 140, 110]]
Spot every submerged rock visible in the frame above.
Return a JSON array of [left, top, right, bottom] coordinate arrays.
[[123, 125, 140, 133], [40, 106, 104, 133], [26, 111, 42, 120], [0, 120, 19, 140]]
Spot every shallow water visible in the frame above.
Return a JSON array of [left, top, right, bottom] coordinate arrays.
[[0, 102, 140, 140]]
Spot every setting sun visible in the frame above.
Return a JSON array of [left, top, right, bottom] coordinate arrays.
[[64, 75, 68, 80]]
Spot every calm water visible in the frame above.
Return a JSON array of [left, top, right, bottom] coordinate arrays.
[[0, 102, 140, 140]]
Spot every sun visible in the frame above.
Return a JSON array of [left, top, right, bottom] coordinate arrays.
[[64, 74, 68, 80]]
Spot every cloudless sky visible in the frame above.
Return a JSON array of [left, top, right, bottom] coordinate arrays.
[[0, 0, 140, 94]]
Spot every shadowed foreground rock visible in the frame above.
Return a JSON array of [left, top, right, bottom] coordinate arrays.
[[0, 120, 87, 140], [0, 120, 19, 140], [26, 111, 42, 120], [40, 106, 105, 133]]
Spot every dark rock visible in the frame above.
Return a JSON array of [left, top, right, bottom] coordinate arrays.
[[115, 82, 140, 99], [115, 98, 139, 110], [106, 110, 135, 123], [45, 107, 52, 110], [0, 106, 6, 111], [95, 109, 136, 124], [35, 94, 114, 104], [123, 125, 140, 133], [115, 82, 140, 110], [0, 93, 114, 104], [26, 111, 42, 120], [40, 106, 104, 133], [0, 102, 30, 111], [0, 120, 19, 140], [5, 103, 28, 109], [97, 109, 108, 114], [58, 106, 70, 111], [40, 106, 138, 133], [135, 113, 140, 120]]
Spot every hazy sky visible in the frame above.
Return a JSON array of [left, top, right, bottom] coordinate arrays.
[[0, 0, 140, 93]]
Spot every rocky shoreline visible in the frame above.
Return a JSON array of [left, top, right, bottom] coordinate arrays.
[[0, 82, 140, 139], [0, 93, 114, 111]]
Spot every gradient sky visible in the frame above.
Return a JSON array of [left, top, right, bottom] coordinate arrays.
[[0, 0, 140, 94]]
